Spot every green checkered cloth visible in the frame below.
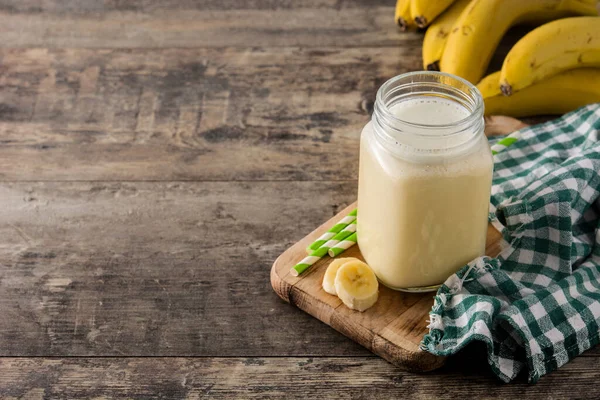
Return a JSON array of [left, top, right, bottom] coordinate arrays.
[[421, 103, 600, 383]]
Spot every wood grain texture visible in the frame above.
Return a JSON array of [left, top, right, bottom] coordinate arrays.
[[0, 180, 371, 356], [0, 47, 419, 181], [0, 1, 415, 48], [271, 203, 506, 372], [1, 356, 600, 399], [0, 0, 597, 393]]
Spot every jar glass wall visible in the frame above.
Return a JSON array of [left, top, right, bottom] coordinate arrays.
[[357, 71, 493, 292]]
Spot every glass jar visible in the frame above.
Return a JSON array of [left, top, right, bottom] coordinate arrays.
[[357, 71, 493, 292]]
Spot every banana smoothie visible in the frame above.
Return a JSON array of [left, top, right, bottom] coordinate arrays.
[[357, 72, 493, 291]]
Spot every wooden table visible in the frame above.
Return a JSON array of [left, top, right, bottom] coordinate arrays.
[[0, 1, 598, 398]]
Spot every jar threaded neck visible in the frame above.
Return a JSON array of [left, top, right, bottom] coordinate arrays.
[[372, 71, 484, 158]]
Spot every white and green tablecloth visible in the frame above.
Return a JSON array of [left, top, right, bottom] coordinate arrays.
[[421, 104, 600, 382]]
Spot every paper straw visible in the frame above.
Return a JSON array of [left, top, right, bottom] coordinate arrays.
[[328, 232, 357, 257], [324, 219, 356, 244], [490, 131, 521, 155], [306, 209, 357, 253], [291, 222, 358, 277], [291, 246, 330, 277]]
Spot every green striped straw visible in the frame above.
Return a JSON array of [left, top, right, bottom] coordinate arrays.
[[291, 221, 357, 276], [306, 209, 357, 253], [290, 220, 356, 276], [327, 219, 356, 243], [291, 246, 330, 277], [490, 130, 521, 155], [328, 232, 357, 257]]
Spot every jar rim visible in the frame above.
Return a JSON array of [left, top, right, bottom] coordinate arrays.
[[374, 71, 484, 136], [370, 71, 485, 159]]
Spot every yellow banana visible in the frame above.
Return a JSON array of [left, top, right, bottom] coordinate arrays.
[[411, 0, 457, 28], [479, 69, 600, 117], [334, 259, 379, 312], [395, 0, 413, 31], [500, 16, 600, 96], [322, 257, 356, 295], [477, 70, 503, 98], [422, 0, 472, 70], [440, 0, 598, 84]]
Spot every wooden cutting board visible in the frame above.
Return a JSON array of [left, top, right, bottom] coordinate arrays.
[[271, 202, 506, 372]]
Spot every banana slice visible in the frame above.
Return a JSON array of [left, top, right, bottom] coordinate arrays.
[[322, 257, 356, 295], [334, 260, 379, 312]]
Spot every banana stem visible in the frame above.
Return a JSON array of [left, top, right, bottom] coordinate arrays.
[[427, 61, 440, 71], [397, 17, 409, 31]]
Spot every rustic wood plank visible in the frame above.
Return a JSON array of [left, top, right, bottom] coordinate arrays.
[[0, 180, 370, 356], [1, 356, 600, 399], [0, 47, 421, 181], [0, 0, 548, 51], [0, 45, 551, 183], [0, 41, 555, 183], [0, 1, 413, 49], [0, 0, 391, 13]]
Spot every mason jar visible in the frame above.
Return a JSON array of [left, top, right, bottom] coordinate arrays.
[[357, 71, 493, 292]]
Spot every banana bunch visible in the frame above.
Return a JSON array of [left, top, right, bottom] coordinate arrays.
[[478, 16, 600, 117], [421, 0, 471, 70], [498, 17, 600, 96], [478, 69, 600, 117], [395, 0, 457, 30], [395, 0, 600, 117]]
